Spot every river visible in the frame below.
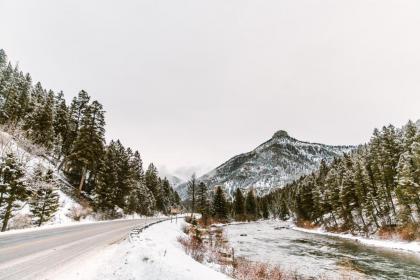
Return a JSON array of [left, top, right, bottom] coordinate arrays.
[[225, 221, 420, 279]]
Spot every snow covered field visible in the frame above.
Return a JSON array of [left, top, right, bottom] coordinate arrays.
[[49, 219, 230, 280]]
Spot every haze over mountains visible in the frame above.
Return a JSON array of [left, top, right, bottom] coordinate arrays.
[[177, 130, 353, 198]]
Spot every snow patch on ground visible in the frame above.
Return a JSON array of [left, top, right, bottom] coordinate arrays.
[[51, 220, 230, 280], [292, 225, 420, 254]]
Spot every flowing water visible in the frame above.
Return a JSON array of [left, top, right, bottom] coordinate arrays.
[[225, 221, 420, 279]]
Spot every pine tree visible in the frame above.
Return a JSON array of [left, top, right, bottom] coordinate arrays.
[[159, 178, 172, 214], [412, 136, 420, 199], [29, 167, 60, 227], [94, 142, 118, 215], [1, 84, 20, 125], [145, 163, 159, 201], [53, 91, 70, 158], [260, 198, 269, 219], [114, 143, 132, 210], [245, 189, 257, 220], [187, 174, 197, 216], [67, 90, 91, 144], [381, 125, 401, 218], [233, 188, 245, 220], [403, 121, 418, 152], [0, 153, 28, 232], [67, 100, 105, 193], [127, 150, 156, 215], [0, 49, 6, 69], [196, 182, 209, 220], [15, 73, 32, 124], [396, 152, 419, 223], [27, 88, 55, 150], [213, 186, 228, 220], [130, 151, 144, 181]]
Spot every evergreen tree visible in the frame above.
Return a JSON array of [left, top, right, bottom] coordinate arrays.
[[245, 189, 257, 220], [0, 49, 6, 69], [15, 73, 32, 124], [0, 153, 28, 232], [260, 198, 269, 219], [67, 100, 105, 193], [114, 143, 132, 209], [29, 167, 60, 227], [145, 163, 159, 199], [53, 91, 70, 158], [213, 186, 228, 220], [137, 184, 156, 215], [159, 178, 172, 213], [233, 188, 245, 220], [187, 173, 197, 216], [128, 150, 156, 215], [0, 64, 22, 126], [396, 152, 419, 222], [196, 182, 209, 220], [67, 90, 91, 145], [94, 142, 118, 215]]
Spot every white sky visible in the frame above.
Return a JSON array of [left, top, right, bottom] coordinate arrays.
[[1, 0, 419, 179]]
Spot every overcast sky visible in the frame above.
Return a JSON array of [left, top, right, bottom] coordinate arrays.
[[1, 0, 419, 179]]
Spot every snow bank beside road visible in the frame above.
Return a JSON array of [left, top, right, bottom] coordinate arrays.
[[52, 220, 230, 280]]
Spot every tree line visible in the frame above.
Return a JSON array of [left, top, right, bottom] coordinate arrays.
[[187, 174, 269, 223], [264, 121, 420, 238], [0, 49, 180, 230]]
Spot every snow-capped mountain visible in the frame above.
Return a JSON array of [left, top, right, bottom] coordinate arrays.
[[164, 174, 183, 188], [177, 130, 354, 199]]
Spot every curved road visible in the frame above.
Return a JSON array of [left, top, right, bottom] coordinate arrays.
[[0, 218, 163, 280]]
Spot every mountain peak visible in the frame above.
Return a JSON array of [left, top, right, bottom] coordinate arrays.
[[176, 129, 354, 199], [272, 130, 289, 139]]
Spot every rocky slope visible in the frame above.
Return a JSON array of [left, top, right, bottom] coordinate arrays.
[[177, 130, 354, 199]]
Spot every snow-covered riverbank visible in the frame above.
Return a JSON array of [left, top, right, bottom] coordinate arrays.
[[50, 219, 230, 280], [292, 225, 420, 254], [225, 220, 420, 280]]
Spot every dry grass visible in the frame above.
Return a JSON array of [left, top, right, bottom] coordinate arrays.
[[378, 224, 419, 241], [177, 235, 206, 263], [8, 213, 32, 230], [68, 205, 92, 221], [198, 216, 220, 227], [296, 220, 317, 229], [232, 258, 298, 280]]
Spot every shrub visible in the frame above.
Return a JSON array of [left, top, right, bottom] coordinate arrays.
[[177, 235, 205, 263], [378, 224, 420, 241], [296, 220, 317, 229], [68, 205, 92, 221], [232, 258, 292, 280], [8, 214, 32, 230]]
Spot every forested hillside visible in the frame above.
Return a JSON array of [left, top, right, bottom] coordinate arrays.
[[0, 49, 180, 230], [265, 121, 420, 239]]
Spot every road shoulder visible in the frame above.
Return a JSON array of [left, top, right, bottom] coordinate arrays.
[[49, 219, 229, 280]]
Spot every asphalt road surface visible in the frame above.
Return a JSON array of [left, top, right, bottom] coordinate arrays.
[[0, 218, 164, 280]]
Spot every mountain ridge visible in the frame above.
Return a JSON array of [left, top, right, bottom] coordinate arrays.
[[177, 130, 354, 199]]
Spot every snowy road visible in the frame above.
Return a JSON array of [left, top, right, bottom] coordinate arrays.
[[0, 218, 164, 280]]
